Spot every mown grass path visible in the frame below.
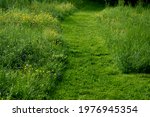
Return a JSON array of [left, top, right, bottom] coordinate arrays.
[[52, 2, 150, 99]]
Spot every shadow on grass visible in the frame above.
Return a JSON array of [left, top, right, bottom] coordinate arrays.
[[81, 1, 105, 12]]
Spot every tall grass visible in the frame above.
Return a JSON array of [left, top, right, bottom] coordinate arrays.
[[0, 0, 82, 9], [0, 1, 75, 99], [0, 0, 32, 9], [98, 6, 150, 73], [29, 1, 76, 19]]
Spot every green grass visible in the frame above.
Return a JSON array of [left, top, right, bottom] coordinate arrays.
[[0, 1, 150, 100], [51, 2, 150, 100], [0, 1, 75, 99], [98, 6, 150, 73]]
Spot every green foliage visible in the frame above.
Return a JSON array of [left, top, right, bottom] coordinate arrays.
[[98, 6, 150, 73], [0, 0, 32, 9], [0, 0, 82, 9], [0, 1, 75, 99], [0, 69, 53, 99], [0, 0, 150, 100], [29, 1, 76, 19]]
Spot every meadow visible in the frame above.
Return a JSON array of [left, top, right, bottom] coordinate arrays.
[[0, 0, 150, 99], [98, 5, 150, 73], [0, 0, 75, 99]]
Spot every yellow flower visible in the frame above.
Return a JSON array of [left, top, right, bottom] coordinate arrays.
[[43, 28, 59, 39]]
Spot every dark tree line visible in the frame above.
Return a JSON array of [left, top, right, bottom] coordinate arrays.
[[92, 0, 150, 6], [121, 0, 149, 6]]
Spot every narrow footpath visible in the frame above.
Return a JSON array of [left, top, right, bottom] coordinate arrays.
[[51, 2, 150, 100], [51, 3, 117, 99]]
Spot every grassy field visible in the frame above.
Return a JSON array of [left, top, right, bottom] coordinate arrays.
[[0, 0, 150, 99], [51, 2, 150, 100]]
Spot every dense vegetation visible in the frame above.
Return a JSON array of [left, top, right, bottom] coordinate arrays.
[[98, 6, 150, 73], [0, 0, 75, 99], [0, 0, 150, 99]]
